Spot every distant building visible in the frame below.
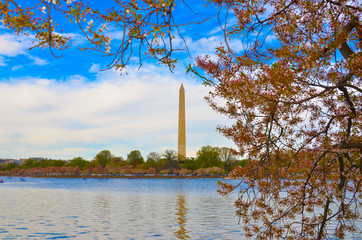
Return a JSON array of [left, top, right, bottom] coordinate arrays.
[[29, 157, 46, 161], [0, 158, 20, 165]]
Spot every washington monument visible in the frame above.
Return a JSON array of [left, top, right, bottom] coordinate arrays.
[[178, 84, 186, 160]]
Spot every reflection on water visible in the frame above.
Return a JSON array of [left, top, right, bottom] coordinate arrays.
[[0, 177, 361, 239], [174, 195, 190, 239], [94, 195, 111, 219], [0, 177, 243, 239]]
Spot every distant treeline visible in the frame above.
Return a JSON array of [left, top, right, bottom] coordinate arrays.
[[0, 146, 248, 176]]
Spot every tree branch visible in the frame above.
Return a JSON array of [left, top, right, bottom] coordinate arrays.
[[317, 197, 331, 240]]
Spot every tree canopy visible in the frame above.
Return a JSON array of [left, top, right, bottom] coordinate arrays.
[[127, 150, 144, 166], [1, 0, 361, 239], [95, 150, 112, 168], [68, 157, 88, 170], [196, 1, 361, 239], [0, 0, 215, 70], [195, 145, 222, 168], [162, 149, 180, 170]]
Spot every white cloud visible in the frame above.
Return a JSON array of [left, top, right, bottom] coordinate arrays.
[[107, 30, 124, 41], [11, 65, 23, 71], [208, 26, 222, 36], [0, 56, 7, 66], [171, 33, 245, 61], [0, 66, 235, 159], [0, 32, 47, 66], [28, 55, 48, 66], [56, 32, 87, 46], [0, 31, 83, 64], [0, 33, 33, 57], [67, 75, 87, 85], [191, 35, 245, 54], [89, 63, 100, 73]]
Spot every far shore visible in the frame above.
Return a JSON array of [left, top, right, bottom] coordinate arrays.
[[0, 173, 228, 180]]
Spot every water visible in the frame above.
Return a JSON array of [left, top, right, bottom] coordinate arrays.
[[0, 177, 243, 239]]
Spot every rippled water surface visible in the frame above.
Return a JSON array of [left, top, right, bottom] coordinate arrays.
[[0, 177, 243, 239]]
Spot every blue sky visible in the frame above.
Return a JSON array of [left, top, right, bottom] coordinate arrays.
[[0, 1, 238, 160]]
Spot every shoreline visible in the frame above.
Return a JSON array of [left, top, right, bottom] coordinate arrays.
[[0, 174, 227, 180]]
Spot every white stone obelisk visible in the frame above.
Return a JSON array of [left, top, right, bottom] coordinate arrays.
[[178, 84, 186, 160]]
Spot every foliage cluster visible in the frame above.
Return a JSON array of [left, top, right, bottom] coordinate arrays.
[[0, 146, 242, 176]]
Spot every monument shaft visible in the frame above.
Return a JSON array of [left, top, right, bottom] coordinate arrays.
[[178, 84, 186, 159]]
